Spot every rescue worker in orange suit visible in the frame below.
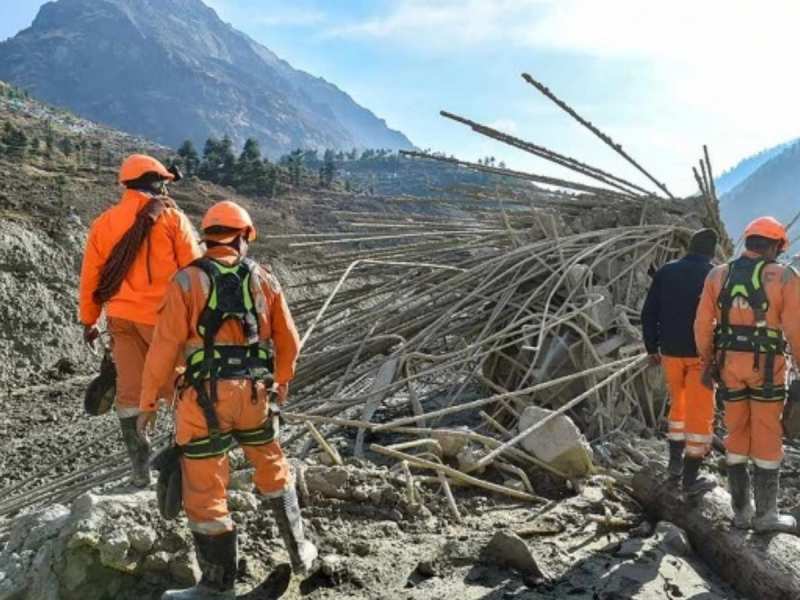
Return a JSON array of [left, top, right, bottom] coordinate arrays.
[[137, 201, 317, 599], [79, 155, 202, 487], [696, 216, 800, 532], [642, 228, 718, 496]]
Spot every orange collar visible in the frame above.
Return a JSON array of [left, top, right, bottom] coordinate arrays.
[[204, 245, 243, 266], [120, 188, 155, 210]]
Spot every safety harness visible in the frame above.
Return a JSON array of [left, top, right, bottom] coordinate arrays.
[[714, 256, 786, 401], [182, 257, 276, 459]]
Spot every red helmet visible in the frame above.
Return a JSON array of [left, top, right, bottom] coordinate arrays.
[[744, 216, 788, 252], [202, 201, 256, 241], [118, 154, 174, 184]]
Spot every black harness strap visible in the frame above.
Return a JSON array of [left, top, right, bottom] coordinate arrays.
[[714, 256, 786, 401], [182, 258, 273, 459]]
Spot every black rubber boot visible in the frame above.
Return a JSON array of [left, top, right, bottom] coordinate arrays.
[[682, 456, 716, 497], [727, 463, 754, 529], [162, 529, 237, 599], [267, 485, 318, 575], [752, 467, 796, 534], [667, 440, 685, 480], [119, 416, 151, 488]]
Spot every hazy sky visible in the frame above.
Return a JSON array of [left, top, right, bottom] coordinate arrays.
[[2, 0, 800, 196]]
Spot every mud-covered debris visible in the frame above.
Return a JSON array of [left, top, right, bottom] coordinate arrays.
[[654, 521, 692, 557], [227, 490, 259, 513], [482, 530, 548, 579]]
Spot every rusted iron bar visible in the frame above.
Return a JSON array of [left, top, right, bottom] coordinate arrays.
[[400, 150, 634, 198], [440, 110, 648, 197], [521, 72, 674, 199], [703, 145, 718, 204]]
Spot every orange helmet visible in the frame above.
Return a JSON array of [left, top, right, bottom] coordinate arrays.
[[118, 154, 175, 184], [744, 216, 788, 252], [202, 201, 256, 241]]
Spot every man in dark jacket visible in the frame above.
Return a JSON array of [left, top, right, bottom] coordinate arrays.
[[642, 228, 718, 495]]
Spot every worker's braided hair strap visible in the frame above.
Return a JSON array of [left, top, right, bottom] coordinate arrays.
[[93, 196, 176, 305]]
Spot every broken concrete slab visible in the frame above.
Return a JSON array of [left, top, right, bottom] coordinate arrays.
[[517, 406, 594, 478]]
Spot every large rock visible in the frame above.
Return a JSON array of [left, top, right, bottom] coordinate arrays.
[[0, 490, 197, 600], [517, 406, 594, 478]]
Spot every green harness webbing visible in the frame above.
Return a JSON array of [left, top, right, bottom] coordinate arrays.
[[182, 257, 274, 459], [714, 256, 786, 401]]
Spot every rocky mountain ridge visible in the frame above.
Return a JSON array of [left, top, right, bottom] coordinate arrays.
[[720, 141, 800, 243], [0, 0, 413, 156]]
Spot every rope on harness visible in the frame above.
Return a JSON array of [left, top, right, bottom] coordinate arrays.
[[93, 195, 176, 305]]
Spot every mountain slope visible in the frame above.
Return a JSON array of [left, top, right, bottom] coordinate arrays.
[[720, 142, 800, 240], [0, 0, 413, 155], [715, 138, 798, 196]]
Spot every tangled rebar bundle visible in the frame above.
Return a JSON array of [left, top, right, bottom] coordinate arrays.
[[0, 73, 731, 532]]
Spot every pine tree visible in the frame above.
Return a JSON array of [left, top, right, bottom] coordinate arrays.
[[288, 149, 303, 187], [199, 137, 222, 182], [44, 120, 55, 161], [219, 136, 236, 186], [199, 137, 235, 184], [2, 123, 27, 159], [234, 138, 264, 194], [177, 140, 200, 177], [58, 137, 74, 159], [322, 149, 336, 188], [264, 163, 278, 198]]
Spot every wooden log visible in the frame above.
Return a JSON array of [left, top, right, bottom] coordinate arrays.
[[631, 461, 800, 600]]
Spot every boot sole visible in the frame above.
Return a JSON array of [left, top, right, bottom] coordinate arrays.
[[753, 521, 797, 534]]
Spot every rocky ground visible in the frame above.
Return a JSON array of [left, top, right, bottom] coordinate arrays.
[[1, 435, 746, 600]]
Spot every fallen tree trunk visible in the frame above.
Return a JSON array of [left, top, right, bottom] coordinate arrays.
[[631, 462, 800, 600]]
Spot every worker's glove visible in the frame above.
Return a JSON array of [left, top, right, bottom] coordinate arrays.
[[137, 410, 158, 440], [647, 354, 661, 367], [275, 382, 289, 406], [83, 325, 100, 347]]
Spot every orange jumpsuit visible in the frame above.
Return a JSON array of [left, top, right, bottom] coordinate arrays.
[[661, 356, 714, 457], [140, 246, 300, 535], [79, 189, 201, 416], [695, 253, 800, 468]]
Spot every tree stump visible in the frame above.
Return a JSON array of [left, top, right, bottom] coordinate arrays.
[[631, 461, 800, 600]]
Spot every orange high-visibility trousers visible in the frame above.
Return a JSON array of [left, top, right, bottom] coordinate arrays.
[[661, 356, 715, 457], [719, 352, 786, 468], [176, 379, 290, 535], [109, 317, 156, 418]]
